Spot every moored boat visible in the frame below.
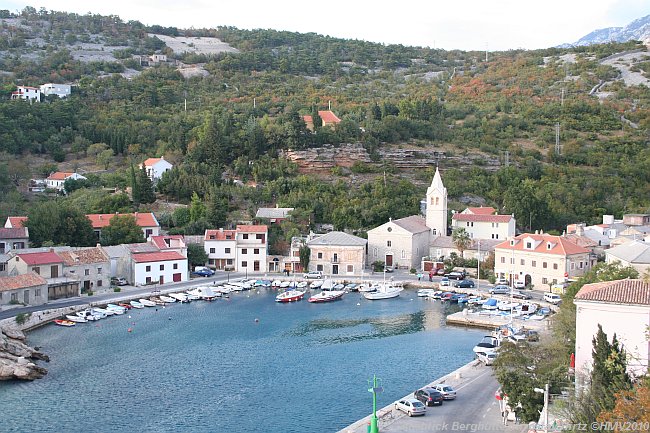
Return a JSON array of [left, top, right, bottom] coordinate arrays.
[[362, 283, 403, 300], [54, 319, 76, 327], [308, 290, 345, 303], [106, 304, 127, 314], [65, 314, 88, 323], [417, 289, 437, 297], [92, 307, 114, 316], [169, 293, 189, 303], [138, 298, 157, 307], [129, 300, 145, 309], [275, 290, 306, 303]]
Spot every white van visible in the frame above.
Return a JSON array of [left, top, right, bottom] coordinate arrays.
[[543, 292, 562, 304]]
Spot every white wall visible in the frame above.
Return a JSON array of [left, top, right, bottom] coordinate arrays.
[[133, 259, 188, 286]]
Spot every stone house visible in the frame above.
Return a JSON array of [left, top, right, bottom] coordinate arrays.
[[494, 233, 595, 289], [58, 247, 110, 294], [103, 245, 132, 285], [0, 273, 48, 307], [0, 227, 29, 255], [605, 240, 650, 275], [367, 216, 431, 270], [255, 207, 294, 224], [306, 231, 367, 277], [574, 279, 650, 388], [7, 250, 79, 300]]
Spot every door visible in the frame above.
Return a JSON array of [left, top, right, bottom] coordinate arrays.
[[159, 276, 164, 284], [385, 255, 393, 267], [332, 265, 339, 275], [24, 290, 29, 304], [173, 273, 181, 282], [51, 265, 58, 278], [83, 281, 90, 293]]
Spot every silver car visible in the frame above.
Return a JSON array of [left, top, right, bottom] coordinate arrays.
[[432, 384, 457, 400], [394, 398, 426, 417], [489, 285, 510, 294]]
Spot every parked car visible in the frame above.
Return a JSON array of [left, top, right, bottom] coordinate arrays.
[[303, 271, 323, 279], [395, 398, 426, 416], [495, 278, 509, 285], [436, 268, 446, 276], [431, 384, 457, 400], [439, 277, 450, 287], [192, 268, 215, 277], [384, 266, 394, 273], [543, 292, 562, 304], [447, 271, 466, 280], [453, 279, 475, 289], [477, 351, 498, 365], [414, 388, 444, 406], [513, 280, 527, 289], [110, 277, 128, 286], [510, 290, 532, 300], [489, 285, 510, 294]]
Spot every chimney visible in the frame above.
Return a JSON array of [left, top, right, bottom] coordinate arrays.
[[576, 223, 585, 236], [96, 243, 101, 248], [49, 248, 54, 253]]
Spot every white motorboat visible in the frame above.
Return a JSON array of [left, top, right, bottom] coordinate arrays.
[[417, 289, 437, 297], [190, 286, 220, 301], [481, 299, 498, 310], [149, 297, 167, 305], [358, 284, 377, 293], [271, 280, 282, 288], [77, 309, 99, 320], [473, 335, 501, 354], [279, 281, 291, 288], [92, 307, 115, 316], [498, 301, 520, 311], [517, 303, 538, 315], [214, 285, 232, 295], [159, 295, 176, 303], [275, 290, 306, 302], [184, 292, 200, 301], [310, 280, 324, 289], [308, 290, 345, 303], [139, 298, 157, 307], [320, 279, 335, 291], [65, 314, 88, 323], [296, 281, 308, 289], [169, 293, 189, 303], [362, 283, 403, 300], [129, 300, 145, 309]]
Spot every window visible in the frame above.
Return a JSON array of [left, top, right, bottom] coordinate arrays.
[[387, 241, 391, 247], [256, 234, 264, 240], [85, 269, 90, 276], [401, 250, 406, 259], [542, 277, 548, 284], [510, 258, 514, 265], [500, 257, 505, 264], [0, 263, 5, 272], [210, 248, 215, 254], [146, 277, 152, 284], [225, 248, 231, 254], [226, 259, 233, 265], [347, 265, 354, 273], [318, 252, 323, 259], [254, 249, 259, 254], [571, 263, 575, 270], [11, 293, 17, 302], [242, 261, 248, 268], [33, 266, 40, 275], [579, 262, 583, 269], [242, 249, 248, 254], [532, 261, 536, 267], [146, 265, 151, 272], [97, 267, 102, 274], [35, 289, 41, 297], [316, 265, 323, 271], [173, 263, 178, 270], [373, 248, 377, 257], [97, 280, 103, 287], [553, 263, 558, 270], [160, 264, 164, 271], [526, 242, 532, 249], [243, 234, 249, 240], [520, 259, 525, 265], [543, 262, 547, 269]]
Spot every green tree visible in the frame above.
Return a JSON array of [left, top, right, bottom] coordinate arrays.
[[130, 163, 141, 206], [187, 242, 208, 267], [299, 244, 310, 271], [138, 166, 156, 204], [99, 214, 145, 245], [590, 325, 631, 413], [189, 192, 206, 222], [26, 201, 95, 247], [97, 149, 114, 170], [451, 227, 471, 259]]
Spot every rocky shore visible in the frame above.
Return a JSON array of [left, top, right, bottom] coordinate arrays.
[[0, 326, 49, 381]]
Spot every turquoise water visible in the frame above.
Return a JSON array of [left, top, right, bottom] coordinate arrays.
[[1, 289, 484, 433]]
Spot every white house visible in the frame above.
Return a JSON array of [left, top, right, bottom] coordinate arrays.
[[204, 229, 238, 270], [605, 240, 650, 275], [574, 279, 650, 388], [140, 156, 173, 181], [235, 225, 268, 273], [11, 86, 40, 101], [451, 207, 515, 241], [45, 172, 87, 191], [132, 251, 188, 286], [40, 83, 72, 98]]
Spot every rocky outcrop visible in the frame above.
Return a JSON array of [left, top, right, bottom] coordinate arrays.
[[0, 326, 48, 381]]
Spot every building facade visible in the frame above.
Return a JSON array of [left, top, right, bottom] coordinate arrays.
[[0, 273, 48, 307], [58, 247, 110, 294], [11, 86, 40, 101], [87, 212, 160, 240], [451, 211, 515, 241], [235, 225, 268, 273], [139, 156, 173, 181], [605, 240, 650, 275], [132, 252, 188, 286], [306, 231, 367, 276], [204, 229, 237, 270], [45, 172, 87, 191], [40, 83, 72, 98], [367, 216, 430, 270]]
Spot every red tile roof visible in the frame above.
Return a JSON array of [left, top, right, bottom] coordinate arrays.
[[132, 251, 186, 263], [143, 157, 163, 166], [575, 279, 650, 305], [0, 227, 28, 239], [47, 172, 75, 180], [6, 217, 27, 228], [236, 225, 268, 233], [318, 110, 341, 124], [0, 273, 47, 292], [452, 213, 512, 223], [303, 115, 313, 123], [465, 207, 496, 215], [204, 229, 237, 241], [86, 213, 158, 229], [150, 235, 184, 249], [494, 233, 590, 256], [58, 248, 108, 265], [17, 251, 63, 265]]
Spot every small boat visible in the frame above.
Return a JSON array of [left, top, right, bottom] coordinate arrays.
[[129, 300, 145, 309], [149, 297, 167, 305], [518, 303, 538, 315], [358, 284, 377, 293], [139, 298, 157, 307], [310, 280, 324, 289], [344, 283, 358, 292], [308, 290, 345, 303], [169, 293, 189, 303], [184, 292, 200, 301], [473, 335, 501, 354], [65, 314, 88, 323], [279, 281, 291, 288], [275, 290, 306, 303], [333, 283, 345, 290], [417, 289, 437, 297], [106, 304, 127, 314], [271, 280, 282, 288], [362, 283, 403, 300], [76, 310, 98, 321], [296, 281, 308, 289], [498, 301, 520, 311], [93, 307, 115, 316], [118, 303, 133, 310], [430, 291, 444, 299], [481, 299, 498, 310], [190, 286, 220, 301], [54, 319, 75, 327]]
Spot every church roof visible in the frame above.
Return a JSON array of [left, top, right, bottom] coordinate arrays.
[[430, 167, 445, 192], [393, 215, 430, 234]]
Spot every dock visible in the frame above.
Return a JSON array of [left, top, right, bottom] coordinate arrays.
[[445, 309, 549, 332]]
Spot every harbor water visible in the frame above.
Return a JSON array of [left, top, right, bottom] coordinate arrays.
[[1, 289, 484, 433]]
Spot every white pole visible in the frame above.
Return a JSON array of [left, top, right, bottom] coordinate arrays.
[[544, 383, 549, 433]]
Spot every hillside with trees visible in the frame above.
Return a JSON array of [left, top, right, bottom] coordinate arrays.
[[0, 7, 648, 246]]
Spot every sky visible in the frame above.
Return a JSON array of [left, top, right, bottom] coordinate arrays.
[[4, 0, 649, 51]]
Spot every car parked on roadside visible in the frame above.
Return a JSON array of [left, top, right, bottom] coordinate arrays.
[[477, 351, 498, 365], [488, 285, 510, 294], [395, 398, 427, 416], [303, 270, 323, 279], [543, 292, 562, 304], [510, 290, 532, 300], [191, 268, 215, 277], [431, 384, 457, 400], [436, 268, 446, 276], [495, 278, 509, 285], [447, 271, 466, 280], [110, 277, 128, 286], [439, 277, 450, 286], [513, 280, 527, 289], [414, 388, 444, 406], [453, 279, 475, 289]]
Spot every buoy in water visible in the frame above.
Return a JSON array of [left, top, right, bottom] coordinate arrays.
[[357, 303, 361, 306], [254, 318, 259, 323], [128, 315, 132, 319], [127, 328, 133, 333]]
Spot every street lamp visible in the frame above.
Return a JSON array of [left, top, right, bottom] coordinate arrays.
[[367, 375, 383, 433], [534, 383, 549, 433]]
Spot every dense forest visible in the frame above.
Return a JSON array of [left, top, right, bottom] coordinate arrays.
[[0, 7, 649, 249]]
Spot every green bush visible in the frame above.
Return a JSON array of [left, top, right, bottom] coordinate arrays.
[[113, 287, 121, 292], [15, 312, 31, 325], [87, 291, 94, 296]]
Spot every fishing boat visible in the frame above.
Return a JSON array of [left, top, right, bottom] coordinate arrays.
[[308, 290, 345, 303], [54, 319, 76, 327], [362, 283, 403, 300], [65, 314, 88, 323], [275, 290, 306, 303], [118, 303, 133, 310], [129, 300, 145, 309]]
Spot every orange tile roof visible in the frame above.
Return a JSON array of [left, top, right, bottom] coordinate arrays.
[[86, 213, 158, 229], [236, 225, 268, 233], [7, 217, 27, 228], [143, 157, 163, 166], [318, 110, 341, 124], [132, 251, 186, 263], [47, 172, 75, 180], [58, 247, 109, 265], [465, 207, 496, 215], [494, 233, 590, 256], [452, 213, 512, 223], [575, 279, 650, 305], [17, 251, 63, 265], [303, 115, 313, 123], [204, 229, 237, 241], [0, 273, 47, 292], [150, 235, 184, 249]]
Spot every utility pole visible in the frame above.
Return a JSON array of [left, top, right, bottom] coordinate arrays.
[[503, 151, 510, 167], [555, 123, 561, 155], [560, 88, 565, 106]]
